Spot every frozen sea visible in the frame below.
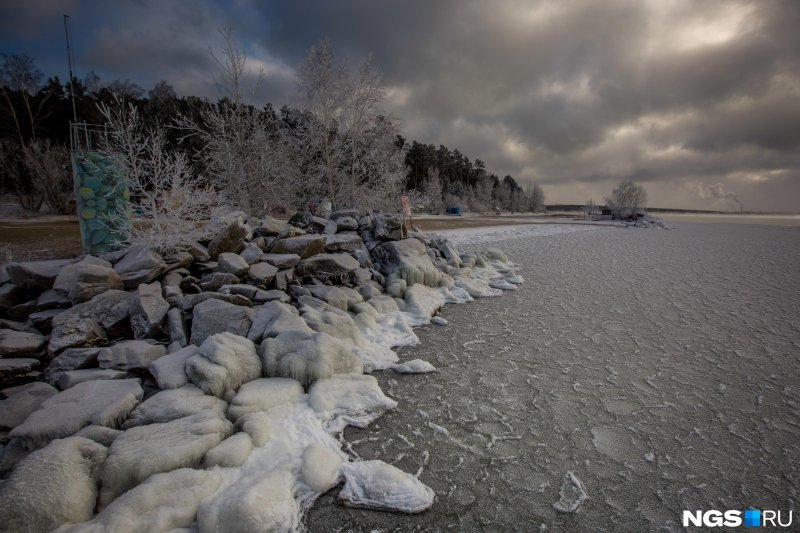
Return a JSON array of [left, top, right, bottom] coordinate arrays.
[[306, 220, 800, 532]]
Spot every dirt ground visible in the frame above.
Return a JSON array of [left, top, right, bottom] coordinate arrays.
[[0, 213, 594, 263]]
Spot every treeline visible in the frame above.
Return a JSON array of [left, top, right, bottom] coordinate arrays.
[[0, 45, 545, 216]]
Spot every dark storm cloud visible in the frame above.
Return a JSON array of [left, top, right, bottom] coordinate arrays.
[[2, 0, 799, 210]]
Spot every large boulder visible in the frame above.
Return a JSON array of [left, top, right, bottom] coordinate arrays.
[[372, 238, 445, 287], [6, 259, 75, 293], [270, 234, 326, 258], [256, 216, 288, 237], [294, 253, 360, 280], [0, 328, 45, 357], [47, 318, 108, 356], [97, 340, 167, 371], [9, 378, 143, 450], [0, 437, 108, 533], [129, 281, 169, 339], [190, 298, 255, 346], [207, 219, 248, 259], [247, 301, 312, 344], [51, 289, 131, 339], [53, 256, 123, 304], [114, 245, 167, 289], [373, 214, 404, 241]]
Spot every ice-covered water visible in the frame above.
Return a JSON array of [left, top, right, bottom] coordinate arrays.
[[306, 221, 800, 531]]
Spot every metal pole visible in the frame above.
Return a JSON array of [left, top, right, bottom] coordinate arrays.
[[64, 15, 78, 123]]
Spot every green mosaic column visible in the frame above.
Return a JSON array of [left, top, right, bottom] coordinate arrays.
[[71, 150, 131, 254]]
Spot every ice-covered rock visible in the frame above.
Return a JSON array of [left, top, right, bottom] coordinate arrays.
[[0, 382, 57, 431], [454, 276, 503, 298], [373, 238, 444, 287], [392, 359, 436, 374], [73, 424, 121, 446], [189, 298, 254, 346], [217, 252, 249, 277], [122, 385, 227, 429], [205, 432, 253, 468], [52, 256, 122, 304], [227, 377, 305, 422], [305, 285, 350, 311], [0, 328, 45, 357], [247, 301, 311, 344], [0, 437, 107, 533], [234, 411, 272, 447], [98, 411, 232, 508], [484, 247, 508, 263], [186, 332, 261, 398], [149, 344, 198, 389], [114, 244, 166, 289], [553, 471, 588, 513], [271, 234, 326, 258], [338, 460, 434, 513], [196, 468, 298, 533], [56, 369, 130, 390], [9, 378, 143, 450], [129, 281, 169, 339], [308, 374, 397, 432], [302, 443, 343, 492], [260, 330, 364, 388], [97, 340, 167, 371], [58, 468, 223, 533]]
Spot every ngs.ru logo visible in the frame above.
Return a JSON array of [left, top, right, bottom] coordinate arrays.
[[683, 509, 793, 528]]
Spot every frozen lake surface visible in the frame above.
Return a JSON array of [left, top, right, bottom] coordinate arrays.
[[306, 221, 800, 531]]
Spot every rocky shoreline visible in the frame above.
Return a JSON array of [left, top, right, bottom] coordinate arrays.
[[0, 209, 523, 532]]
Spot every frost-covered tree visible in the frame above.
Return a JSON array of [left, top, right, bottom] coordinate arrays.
[[529, 183, 546, 212], [423, 167, 444, 213], [22, 140, 72, 214], [606, 180, 647, 219], [99, 99, 224, 251], [293, 39, 405, 210]]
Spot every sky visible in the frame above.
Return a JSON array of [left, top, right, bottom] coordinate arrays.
[[2, 0, 799, 212]]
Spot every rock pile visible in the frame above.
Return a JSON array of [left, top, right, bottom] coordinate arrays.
[[0, 209, 523, 532]]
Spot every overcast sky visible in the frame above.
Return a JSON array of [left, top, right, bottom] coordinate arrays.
[[2, 0, 799, 211]]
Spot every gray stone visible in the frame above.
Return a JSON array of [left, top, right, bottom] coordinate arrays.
[[0, 283, 24, 312], [239, 243, 263, 265], [190, 298, 255, 346], [273, 269, 293, 291], [256, 216, 288, 237], [295, 253, 361, 280], [334, 216, 359, 231], [29, 308, 62, 334], [167, 308, 188, 347], [162, 271, 183, 287], [6, 259, 75, 293], [207, 219, 248, 259], [254, 290, 292, 304], [162, 250, 194, 271], [52, 289, 131, 338], [57, 369, 131, 390], [248, 262, 279, 287], [200, 271, 240, 292], [48, 318, 108, 356], [98, 340, 167, 371], [0, 358, 40, 388], [43, 347, 102, 386], [373, 214, 404, 241], [0, 329, 45, 357], [331, 209, 360, 220], [163, 284, 183, 307], [324, 233, 366, 253], [0, 318, 35, 333], [177, 240, 211, 262], [53, 256, 123, 304], [0, 382, 58, 431], [182, 292, 252, 310], [36, 288, 71, 309], [261, 253, 300, 269], [217, 252, 250, 276], [114, 245, 167, 289], [270, 234, 326, 258], [130, 281, 169, 339], [323, 219, 338, 234]]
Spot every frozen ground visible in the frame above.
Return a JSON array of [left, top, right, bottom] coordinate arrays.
[[306, 221, 800, 531]]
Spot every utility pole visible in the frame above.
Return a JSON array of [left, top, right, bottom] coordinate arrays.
[[63, 14, 78, 123]]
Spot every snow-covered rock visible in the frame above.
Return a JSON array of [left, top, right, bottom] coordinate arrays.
[[122, 385, 227, 429], [338, 460, 434, 513], [373, 238, 444, 287], [0, 437, 107, 533], [98, 411, 232, 508], [227, 377, 305, 422], [392, 359, 436, 374], [58, 468, 223, 533], [0, 382, 57, 431], [204, 432, 253, 468], [302, 443, 343, 492], [9, 378, 143, 450], [186, 332, 261, 398], [247, 301, 311, 344]]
